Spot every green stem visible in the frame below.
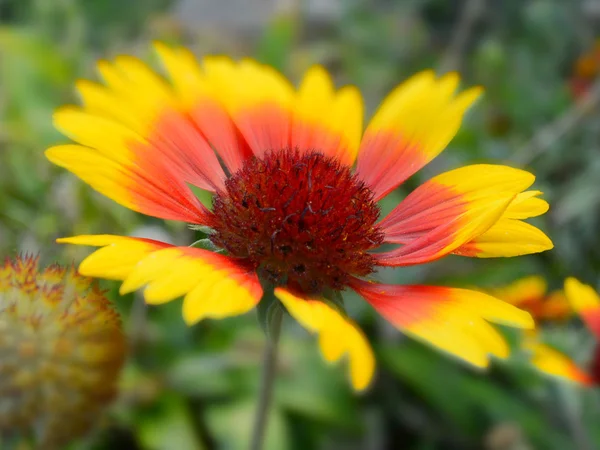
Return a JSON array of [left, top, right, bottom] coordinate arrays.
[[249, 307, 283, 450], [554, 382, 593, 450]]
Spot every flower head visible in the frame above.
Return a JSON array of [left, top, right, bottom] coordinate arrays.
[[511, 277, 600, 386], [210, 148, 383, 293], [569, 39, 600, 99], [565, 277, 600, 339], [564, 277, 600, 385], [0, 255, 126, 448], [47, 43, 553, 390]]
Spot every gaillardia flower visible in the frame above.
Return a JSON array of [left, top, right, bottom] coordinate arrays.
[[493, 275, 571, 322], [0, 256, 126, 448], [512, 277, 600, 386], [569, 39, 600, 100], [565, 277, 600, 339], [47, 43, 552, 390], [564, 277, 600, 385]]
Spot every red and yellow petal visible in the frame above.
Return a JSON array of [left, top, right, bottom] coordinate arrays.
[[351, 279, 533, 368], [161, 51, 363, 167], [503, 191, 549, 219], [454, 219, 553, 258], [564, 277, 600, 338], [46, 143, 211, 224], [57, 235, 263, 325], [356, 71, 482, 200], [154, 43, 253, 173], [57, 234, 170, 279], [524, 340, 593, 385], [376, 165, 551, 265], [375, 194, 513, 266], [83, 56, 228, 190], [47, 53, 233, 223], [91, 55, 177, 132], [201, 57, 295, 158], [380, 165, 535, 243], [376, 164, 537, 266], [453, 190, 552, 258], [275, 287, 375, 391], [291, 66, 363, 166]]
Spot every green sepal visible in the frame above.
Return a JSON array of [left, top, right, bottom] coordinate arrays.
[[189, 238, 223, 253], [188, 224, 216, 235], [323, 289, 346, 315], [256, 289, 284, 342]]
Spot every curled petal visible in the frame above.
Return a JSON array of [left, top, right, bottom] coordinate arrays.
[[380, 165, 535, 243], [377, 165, 551, 263], [454, 190, 551, 258], [375, 193, 514, 266], [454, 220, 553, 258], [503, 191, 549, 219]]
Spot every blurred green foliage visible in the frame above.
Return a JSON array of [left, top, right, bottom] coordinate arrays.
[[2, 0, 600, 449]]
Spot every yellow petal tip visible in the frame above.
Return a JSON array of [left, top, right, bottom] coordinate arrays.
[[118, 283, 134, 296], [52, 105, 79, 120], [522, 311, 536, 329]]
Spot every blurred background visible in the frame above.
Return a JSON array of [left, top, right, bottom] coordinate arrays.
[[1, 0, 600, 448]]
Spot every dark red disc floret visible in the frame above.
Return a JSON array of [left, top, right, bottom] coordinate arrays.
[[209, 148, 383, 294]]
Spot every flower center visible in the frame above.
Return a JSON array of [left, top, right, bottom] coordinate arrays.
[[209, 149, 383, 294]]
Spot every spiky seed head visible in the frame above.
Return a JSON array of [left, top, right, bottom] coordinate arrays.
[[0, 255, 126, 448]]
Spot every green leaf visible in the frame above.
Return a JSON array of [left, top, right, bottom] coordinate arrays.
[[137, 395, 206, 450], [206, 400, 290, 450], [380, 342, 573, 448], [275, 341, 360, 429], [255, 14, 298, 71], [168, 354, 242, 398]]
